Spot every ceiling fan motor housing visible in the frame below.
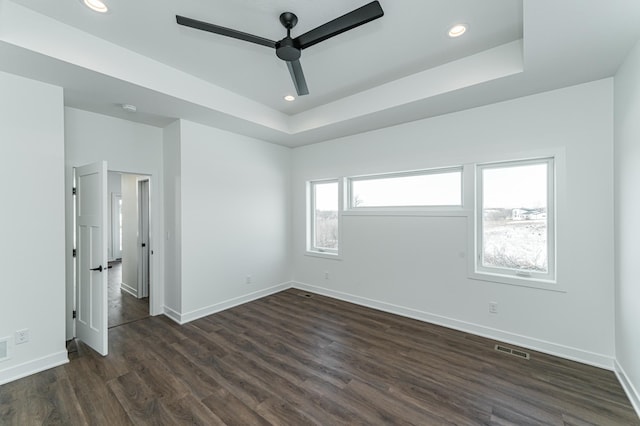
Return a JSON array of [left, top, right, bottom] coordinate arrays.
[[276, 37, 301, 61], [276, 12, 301, 61]]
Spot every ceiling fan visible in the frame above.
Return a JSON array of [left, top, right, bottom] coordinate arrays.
[[176, 1, 384, 96]]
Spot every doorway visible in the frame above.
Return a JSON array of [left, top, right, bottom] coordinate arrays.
[[106, 172, 150, 328], [72, 162, 158, 356]]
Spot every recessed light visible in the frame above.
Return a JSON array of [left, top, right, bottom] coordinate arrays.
[[83, 0, 108, 13], [448, 24, 467, 38], [284, 95, 295, 102]]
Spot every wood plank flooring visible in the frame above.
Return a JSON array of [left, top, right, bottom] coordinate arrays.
[[1, 289, 638, 425], [108, 261, 149, 328]]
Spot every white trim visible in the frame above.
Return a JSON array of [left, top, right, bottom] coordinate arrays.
[[162, 282, 291, 325], [475, 157, 555, 282], [304, 250, 343, 261], [615, 360, 640, 419], [307, 179, 341, 257], [469, 150, 567, 292], [291, 281, 614, 370], [137, 178, 150, 299], [163, 306, 182, 324], [0, 351, 69, 385], [342, 209, 470, 217], [120, 281, 138, 298], [469, 269, 566, 293]]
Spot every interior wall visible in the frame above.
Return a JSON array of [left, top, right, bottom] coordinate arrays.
[[292, 79, 615, 368], [120, 174, 143, 296], [107, 171, 122, 261], [0, 71, 67, 384], [173, 120, 291, 322], [64, 107, 164, 339], [162, 120, 182, 317], [614, 38, 640, 414]]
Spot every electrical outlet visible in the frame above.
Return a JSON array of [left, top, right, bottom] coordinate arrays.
[[489, 302, 498, 314], [324, 271, 329, 280], [246, 275, 252, 284], [15, 329, 29, 345]]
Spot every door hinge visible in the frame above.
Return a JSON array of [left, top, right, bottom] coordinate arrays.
[[72, 187, 77, 195], [73, 248, 77, 258], [72, 310, 77, 319]]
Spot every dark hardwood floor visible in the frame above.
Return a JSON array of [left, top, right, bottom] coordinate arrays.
[[1, 289, 638, 425], [108, 261, 149, 328]]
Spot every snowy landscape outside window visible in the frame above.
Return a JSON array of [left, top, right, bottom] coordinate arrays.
[[349, 168, 462, 208], [477, 158, 555, 281], [310, 180, 339, 254]]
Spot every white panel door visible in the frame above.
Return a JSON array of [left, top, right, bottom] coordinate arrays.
[[75, 161, 108, 355]]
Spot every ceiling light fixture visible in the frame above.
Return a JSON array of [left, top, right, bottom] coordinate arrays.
[[83, 0, 108, 13], [448, 24, 467, 38], [121, 104, 137, 113], [284, 95, 296, 102]]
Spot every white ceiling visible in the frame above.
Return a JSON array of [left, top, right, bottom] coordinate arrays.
[[1, 0, 639, 147]]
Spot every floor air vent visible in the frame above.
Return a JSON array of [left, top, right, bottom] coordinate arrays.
[[297, 292, 313, 298], [495, 344, 530, 360]]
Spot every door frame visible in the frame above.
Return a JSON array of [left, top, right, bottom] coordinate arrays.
[[137, 177, 150, 299], [68, 167, 161, 341]]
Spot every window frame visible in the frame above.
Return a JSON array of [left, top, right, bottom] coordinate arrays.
[[473, 157, 556, 286], [307, 179, 342, 259], [345, 166, 464, 211]]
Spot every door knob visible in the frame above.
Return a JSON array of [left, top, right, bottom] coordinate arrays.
[[90, 265, 103, 272]]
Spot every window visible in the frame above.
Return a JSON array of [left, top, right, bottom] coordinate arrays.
[[476, 158, 555, 282], [308, 180, 339, 255], [348, 167, 462, 209]]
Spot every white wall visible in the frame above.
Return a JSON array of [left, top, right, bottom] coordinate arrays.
[[107, 171, 122, 261], [120, 174, 141, 296], [164, 120, 292, 322], [292, 79, 615, 368], [162, 120, 182, 316], [64, 108, 164, 338], [614, 38, 640, 414], [0, 71, 67, 384]]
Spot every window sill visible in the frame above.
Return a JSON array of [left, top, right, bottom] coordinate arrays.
[[343, 208, 471, 217], [305, 250, 342, 261], [469, 270, 565, 292]]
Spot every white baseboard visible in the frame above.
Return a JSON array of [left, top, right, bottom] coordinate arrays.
[[615, 360, 640, 419], [0, 350, 69, 385], [292, 281, 615, 370], [120, 281, 138, 298], [163, 282, 292, 325], [163, 306, 182, 324]]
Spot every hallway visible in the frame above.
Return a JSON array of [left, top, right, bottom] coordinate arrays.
[[108, 261, 149, 328]]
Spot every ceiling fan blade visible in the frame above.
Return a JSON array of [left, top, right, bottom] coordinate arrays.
[[294, 1, 384, 50], [176, 15, 277, 49], [287, 60, 309, 96]]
